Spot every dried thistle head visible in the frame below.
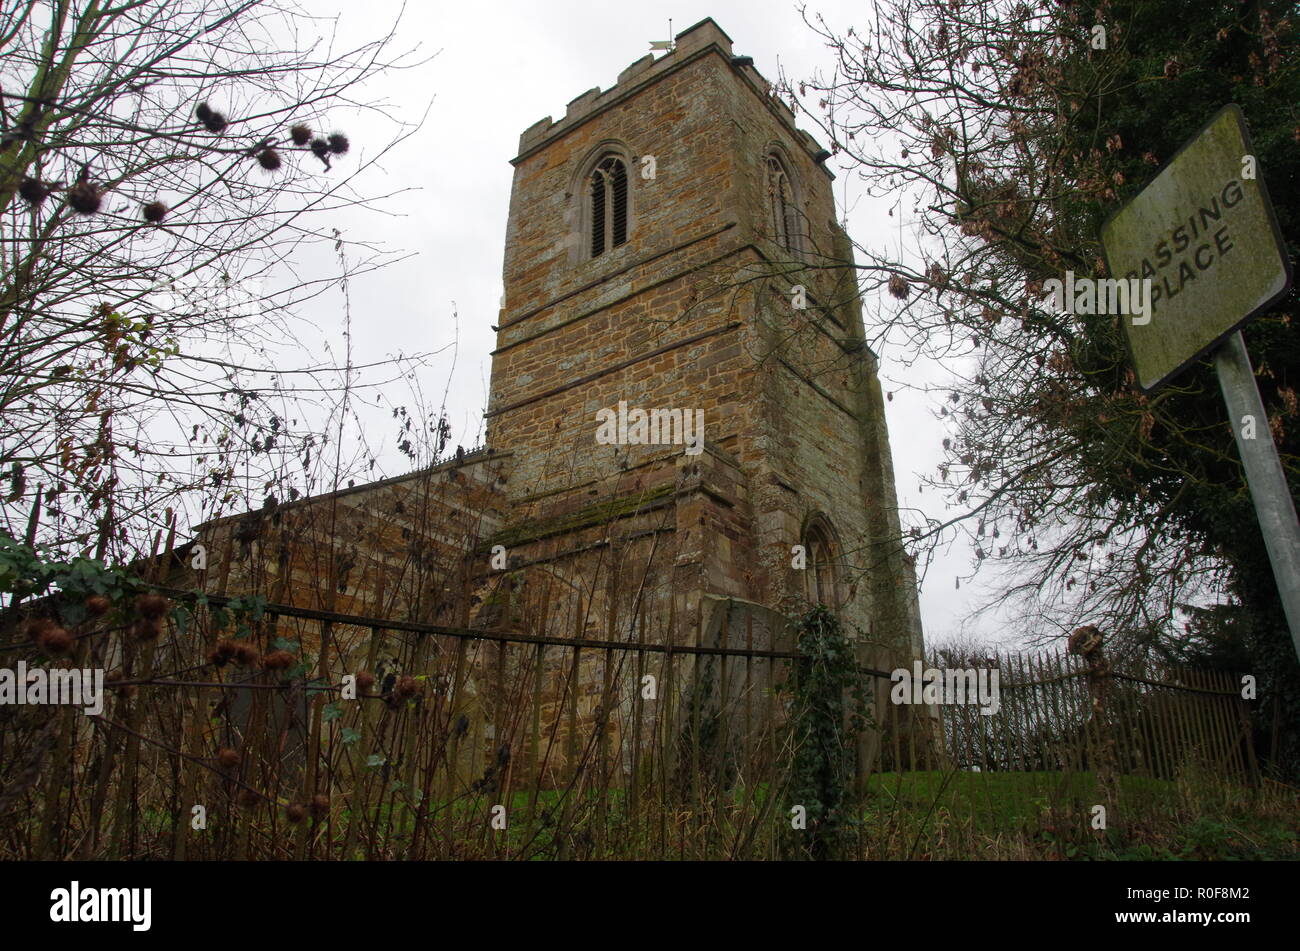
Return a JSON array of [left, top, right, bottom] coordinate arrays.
[[131, 618, 164, 642], [142, 201, 167, 223], [232, 642, 260, 666], [261, 649, 295, 671], [237, 788, 260, 809], [310, 794, 330, 820], [18, 177, 49, 206], [393, 674, 419, 699], [135, 593, 170, 620], [208, 640, 237, 667], [66, 181, 102, 215], [355, 670, 375, 693], [217, 747, 240, 770], [256, 148, 281, 171], [32, 620, 74, 655], [289, 123, 312, 146], [285, 802, 307, 824], [85, 594, 111, 618], [309, 138, 330, 162], [327, 132, 349, 155], [198, 103, 227, 133]]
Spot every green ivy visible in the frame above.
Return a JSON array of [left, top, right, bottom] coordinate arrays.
[[0, 532, 138, 625], [781, 604, 872, 860], [0, 530, 267, 635]]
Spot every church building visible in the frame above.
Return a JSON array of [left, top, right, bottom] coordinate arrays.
[[196, 17, 926, 782]]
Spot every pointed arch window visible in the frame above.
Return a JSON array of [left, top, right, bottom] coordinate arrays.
[[589, 154, 628, 257], [766, 154, 800, 254], [804, 518, 842, 608]]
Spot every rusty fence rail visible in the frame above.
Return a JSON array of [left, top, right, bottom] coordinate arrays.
[[0, 586, 1262, 859]]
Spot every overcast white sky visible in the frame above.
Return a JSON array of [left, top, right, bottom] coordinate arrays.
[[288, 0, 1013, 646]]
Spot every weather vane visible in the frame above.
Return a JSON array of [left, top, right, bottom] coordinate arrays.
[[649, 18, 674, 52]]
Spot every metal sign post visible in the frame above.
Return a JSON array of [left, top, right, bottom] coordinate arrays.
[[1215, 332, 1300, 659], [1100, 104, 1297, 661]]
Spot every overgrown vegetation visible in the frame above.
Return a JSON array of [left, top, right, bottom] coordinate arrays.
[[784, 0, 1300, 778], [781, 605, 871, 859]]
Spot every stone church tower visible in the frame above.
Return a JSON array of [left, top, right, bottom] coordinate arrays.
[[482, 18, 923, 672], [190, 18, 929, 789]]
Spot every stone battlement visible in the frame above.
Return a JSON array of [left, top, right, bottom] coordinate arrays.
[[514, 17, 831, 174]]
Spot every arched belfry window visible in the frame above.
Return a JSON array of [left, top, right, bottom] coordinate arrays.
[[766, 154, 800, 254], [589, 154, 628, 257], [804, 517, 842, 608]]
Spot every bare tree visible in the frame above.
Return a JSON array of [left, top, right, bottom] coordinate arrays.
[[0, 0, 432, 561]]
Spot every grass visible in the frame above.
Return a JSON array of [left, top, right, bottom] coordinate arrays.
[[858, 768, 1299, 860], [865, 769, 1177, 828], [34, 768, 1299, 860]]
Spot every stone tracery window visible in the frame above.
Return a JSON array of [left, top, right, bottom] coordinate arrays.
[[765, 153, 800, 254], [589, 153, 628, 257]]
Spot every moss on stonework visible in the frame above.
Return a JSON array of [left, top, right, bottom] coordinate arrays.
[[482, 482, 676, 551]]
